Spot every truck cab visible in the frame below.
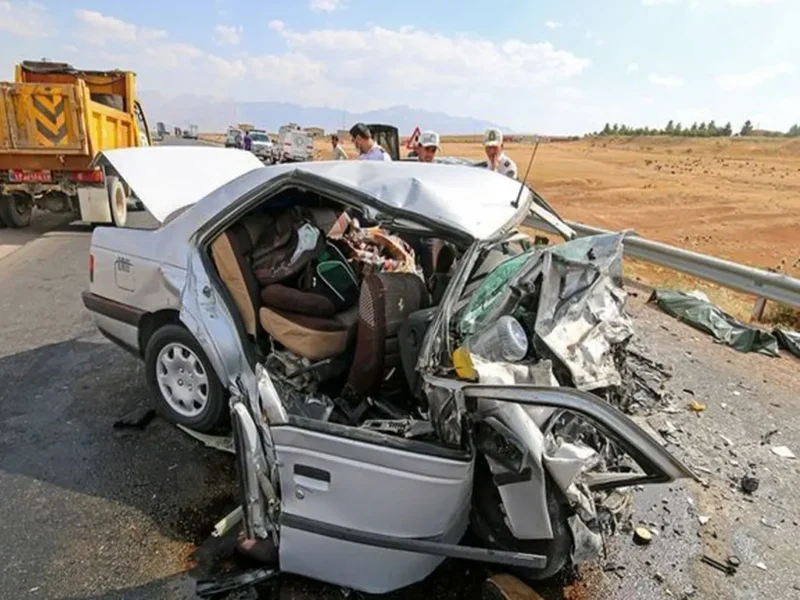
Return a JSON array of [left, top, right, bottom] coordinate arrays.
[[366, 124, 400, 161]]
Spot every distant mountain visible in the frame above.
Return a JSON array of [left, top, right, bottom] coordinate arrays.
[[139, 91, 511, 135]]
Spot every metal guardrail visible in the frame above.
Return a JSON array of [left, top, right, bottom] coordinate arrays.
[[524, 216, 800, 312]]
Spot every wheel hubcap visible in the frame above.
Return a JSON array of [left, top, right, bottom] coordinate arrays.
[[156, 343, 210, 418]]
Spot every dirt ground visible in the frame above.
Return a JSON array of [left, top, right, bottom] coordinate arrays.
[[201, 132, 800, 323]]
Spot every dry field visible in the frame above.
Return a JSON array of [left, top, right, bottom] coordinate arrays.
[[201, 132, 800, 324]]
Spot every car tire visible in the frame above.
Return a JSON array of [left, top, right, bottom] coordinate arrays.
[[470, 455, 574, 582], [106, 175, 128, 227], [0, 193, 33, 228], [145, 324, 228, 432]]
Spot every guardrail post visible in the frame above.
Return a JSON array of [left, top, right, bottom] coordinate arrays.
[[750, 297, 767, 323]]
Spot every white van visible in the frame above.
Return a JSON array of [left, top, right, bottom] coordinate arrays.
[[225, 127, 243, 148], [275, 125, 314, 163]]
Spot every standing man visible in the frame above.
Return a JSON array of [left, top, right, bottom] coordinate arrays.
[[243, 130, 252, 152], [483, 128, 517, 179], [331, 134, 348, 160], [349, 123, 392, 161], [416, 131, 440, 163]]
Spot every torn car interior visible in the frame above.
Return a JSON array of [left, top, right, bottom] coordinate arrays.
[[206, 175, 692, 593]]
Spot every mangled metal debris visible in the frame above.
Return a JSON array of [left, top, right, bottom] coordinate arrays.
[[176, 424, 235, 454]]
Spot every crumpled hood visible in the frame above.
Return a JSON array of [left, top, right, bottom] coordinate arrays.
[[93, 146, 264, 222]]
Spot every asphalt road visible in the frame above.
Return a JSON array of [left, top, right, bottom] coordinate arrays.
[[0, 185, 798, 598], [0, 218, 238, 599]]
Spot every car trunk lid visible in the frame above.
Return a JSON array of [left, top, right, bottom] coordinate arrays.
[[93, 146, 264, 222]]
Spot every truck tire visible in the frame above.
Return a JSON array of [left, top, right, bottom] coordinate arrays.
[[106, 176, 128, 227], [0, 193, 33, 228]]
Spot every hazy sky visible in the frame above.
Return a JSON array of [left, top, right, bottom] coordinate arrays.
[[2, 0, 797, 134]]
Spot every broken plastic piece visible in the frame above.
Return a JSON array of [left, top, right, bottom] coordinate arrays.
[[212, 506, 244, 538], [771, 446, 796, 459], [452, 346, 478, 380], [633, 527, 652, 545]]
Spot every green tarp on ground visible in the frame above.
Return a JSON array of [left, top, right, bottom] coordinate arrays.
[[650, 290, 780, 356], [774, 328, 800, 358]]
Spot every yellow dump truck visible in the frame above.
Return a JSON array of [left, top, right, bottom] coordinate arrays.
[[0, 60, 152, 228]]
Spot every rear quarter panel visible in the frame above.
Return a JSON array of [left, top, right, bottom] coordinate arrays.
[[89, 225, 186, 316]]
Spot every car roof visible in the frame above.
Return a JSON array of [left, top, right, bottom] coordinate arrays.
[[243, 160, 530, 240]]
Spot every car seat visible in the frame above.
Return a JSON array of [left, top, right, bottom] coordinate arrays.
[[210, 207, 347, 341], [258, 305, 359, 362], [210, 214, 273, 338], [344, 272, 431, 403]]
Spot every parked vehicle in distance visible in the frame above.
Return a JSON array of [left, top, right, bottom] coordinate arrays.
[[275, 124, 313, 163], [0, 60, 151, 228], [156, 122, 169, 140], [225, 127, 243, 148], [366, 124, 401, 161], [82, 146, 694, 596], [248, 129, 274, 163], [182, 124, 199, 140]]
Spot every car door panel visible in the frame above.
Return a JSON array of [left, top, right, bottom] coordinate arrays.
[[271, 423, 473, 593]]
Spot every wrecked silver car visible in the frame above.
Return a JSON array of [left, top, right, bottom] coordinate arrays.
[[82, 147, 693, 594]]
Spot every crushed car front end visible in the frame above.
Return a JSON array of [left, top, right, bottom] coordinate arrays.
[[416, 226, 695, 579], [224, 188, 694, 593]]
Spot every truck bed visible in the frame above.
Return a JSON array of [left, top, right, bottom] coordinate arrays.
[[0, 80, 139, 170]]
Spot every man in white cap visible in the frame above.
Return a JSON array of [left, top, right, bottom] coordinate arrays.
[[416, 130, 440, 163], [483, 127, 517, 179]]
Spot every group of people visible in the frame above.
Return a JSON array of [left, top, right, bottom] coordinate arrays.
[[329, 123, 518, 180]]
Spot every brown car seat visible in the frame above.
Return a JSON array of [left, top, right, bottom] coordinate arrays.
[[344, 272, 431, 401], [210, 207, 346, 340], [259, 305, 358, 361], [210, 214, 273, 337]]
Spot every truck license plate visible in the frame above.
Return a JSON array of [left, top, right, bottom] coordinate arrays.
[[9, 169, 52, 183]]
